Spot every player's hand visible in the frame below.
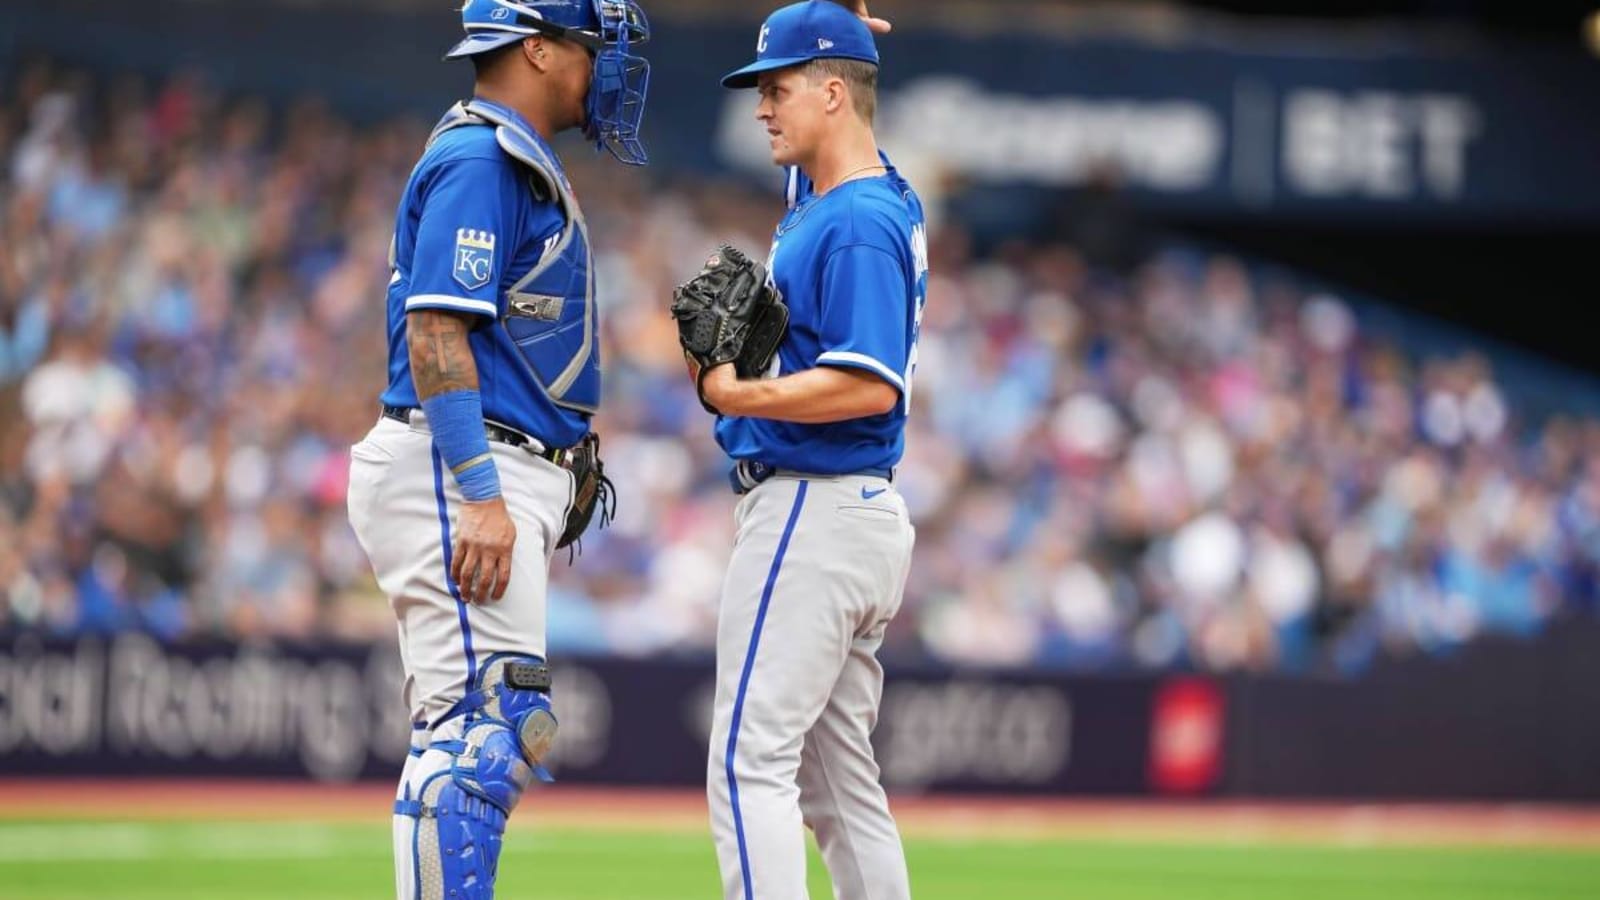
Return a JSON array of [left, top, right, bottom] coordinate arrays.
[[826, 0, 892, 33], [684, 352, 734, 416], [699, 363, 739, 414], [452, 496, 516, 604]]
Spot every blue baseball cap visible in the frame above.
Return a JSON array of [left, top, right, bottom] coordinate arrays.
[[721, 1, 879, 89]]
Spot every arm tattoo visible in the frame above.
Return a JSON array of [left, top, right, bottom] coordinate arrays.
[[407, 310, 480, 399]]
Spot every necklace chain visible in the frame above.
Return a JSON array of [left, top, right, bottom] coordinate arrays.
[[836, 162, 887, 184], [805, 163, 888, 201]]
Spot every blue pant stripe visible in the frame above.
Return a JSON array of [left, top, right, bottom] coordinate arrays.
[[431, 448, 477, 689], [724, 480, 809, 900]]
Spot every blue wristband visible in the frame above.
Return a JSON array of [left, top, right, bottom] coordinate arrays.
[[420, 390, 502, 502]]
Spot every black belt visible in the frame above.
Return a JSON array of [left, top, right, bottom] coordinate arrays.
[[382, 405, 574, 467], [730, 459, 894, 495]]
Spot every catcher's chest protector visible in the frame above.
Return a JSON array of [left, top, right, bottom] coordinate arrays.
[[427, 100, 602, 414]]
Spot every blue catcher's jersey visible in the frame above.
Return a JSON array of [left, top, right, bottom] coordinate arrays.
[[380, 98, 600, 449], [715, 157, 929, 474]]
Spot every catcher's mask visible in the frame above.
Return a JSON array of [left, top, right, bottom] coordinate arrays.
[[446, 0, 652, 166]]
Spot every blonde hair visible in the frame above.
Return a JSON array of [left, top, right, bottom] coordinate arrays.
[[802, 58, 878, 124]]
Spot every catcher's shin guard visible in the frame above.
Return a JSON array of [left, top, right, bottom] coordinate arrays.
[[393, 655, 558, 900]]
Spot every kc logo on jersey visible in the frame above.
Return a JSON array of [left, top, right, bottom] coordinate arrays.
[[454, 229, 496, 291]]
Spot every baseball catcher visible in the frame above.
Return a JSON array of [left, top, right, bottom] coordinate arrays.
[[344, 1, 651, 898]]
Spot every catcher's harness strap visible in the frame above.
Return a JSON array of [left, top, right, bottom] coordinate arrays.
[[729, 459, 895, 495]]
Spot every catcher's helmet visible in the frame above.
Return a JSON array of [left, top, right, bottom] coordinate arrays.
[[446, 0, 652, 166]]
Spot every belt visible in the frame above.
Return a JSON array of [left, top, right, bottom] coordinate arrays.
[[729, 459, 894, 495], [382, 405, 574, 467]]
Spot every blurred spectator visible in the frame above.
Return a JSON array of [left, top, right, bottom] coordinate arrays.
[[2, 62, 1597, 675]]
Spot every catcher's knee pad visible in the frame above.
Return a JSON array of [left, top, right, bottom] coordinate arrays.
[[394, 655, 558, 900]]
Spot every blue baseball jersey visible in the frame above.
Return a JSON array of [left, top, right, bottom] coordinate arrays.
[[715, 158, 929, 473], [379, 99, 591, 448]]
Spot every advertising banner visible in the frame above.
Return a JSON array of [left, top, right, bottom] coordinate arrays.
[[7, 630, 1597, 798], [0, 634, 1157, 794]]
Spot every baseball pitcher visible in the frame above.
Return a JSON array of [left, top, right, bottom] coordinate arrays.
[[674, 3, 927, 897], [344, 2, 649, 898]]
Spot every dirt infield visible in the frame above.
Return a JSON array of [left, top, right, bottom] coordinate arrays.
[[3, 779, 1599, 849]]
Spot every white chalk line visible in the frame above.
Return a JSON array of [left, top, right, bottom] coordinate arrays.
[[0, 822, 710, 863], [0, 823, 368, 862]]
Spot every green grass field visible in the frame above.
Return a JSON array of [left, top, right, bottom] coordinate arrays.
[[0, 819, 1596, 900]]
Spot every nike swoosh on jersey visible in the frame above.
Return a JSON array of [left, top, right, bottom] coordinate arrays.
[[861, 486, 888, 500]]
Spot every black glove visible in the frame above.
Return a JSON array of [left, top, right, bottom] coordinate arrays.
[[670, 244, 789, 413], [556, 432, 615, 560]]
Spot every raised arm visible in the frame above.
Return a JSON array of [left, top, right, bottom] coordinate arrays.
[[825, 0, 892, 34]]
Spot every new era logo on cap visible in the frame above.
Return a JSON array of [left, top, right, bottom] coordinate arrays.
[[722, 0, 880, 89]]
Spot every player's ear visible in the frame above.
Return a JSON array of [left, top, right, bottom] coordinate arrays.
[[522, 36, 551, 73], [824, 77, 847, 115]]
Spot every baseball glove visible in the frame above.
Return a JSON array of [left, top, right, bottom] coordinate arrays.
[[670, 244, 789, 413], [556, 432, 615, 560]]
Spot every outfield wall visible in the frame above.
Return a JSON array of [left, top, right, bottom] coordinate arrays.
[[2, 627, 1597, 799]]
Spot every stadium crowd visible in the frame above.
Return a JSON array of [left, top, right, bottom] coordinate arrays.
[[4, 63, 1599, 674]]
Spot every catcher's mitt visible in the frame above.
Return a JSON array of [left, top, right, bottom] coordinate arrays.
[[670, 244, 789, 413], [556, 432, 615, 560]]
